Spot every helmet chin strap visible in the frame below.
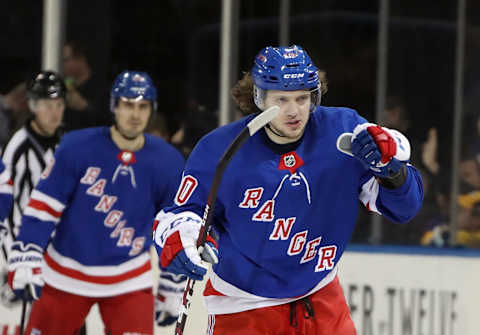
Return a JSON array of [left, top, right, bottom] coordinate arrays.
[[265, 123, 287, 138]]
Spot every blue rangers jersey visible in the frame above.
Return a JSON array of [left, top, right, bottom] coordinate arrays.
[[16, 127, 184, 297], [163, 106, 424, 314], [0, 160, 13, 221]]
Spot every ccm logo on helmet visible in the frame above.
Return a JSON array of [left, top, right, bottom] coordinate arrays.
[[283, 73, 304, 79]]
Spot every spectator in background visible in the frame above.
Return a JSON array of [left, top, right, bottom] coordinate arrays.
[[170, 104, 217, 157], [0, 83, 30, 150], [456, 154, 480, 247], [421, 150, 480, 248], [420, 112, 480, 248], [146, 111, 170, 141], [63, 40, 109, 131]]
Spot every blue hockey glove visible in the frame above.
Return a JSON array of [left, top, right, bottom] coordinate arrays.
[[351, 123, 410, 178], [155, 272, 187, 327], [8, 241, 44, 301], [153, 211, 219, 281]]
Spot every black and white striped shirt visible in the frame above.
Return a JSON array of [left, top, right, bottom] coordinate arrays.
[[1, 120, 59, 239]]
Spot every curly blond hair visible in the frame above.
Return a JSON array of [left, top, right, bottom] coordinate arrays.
[[231, 71, 328, 115]]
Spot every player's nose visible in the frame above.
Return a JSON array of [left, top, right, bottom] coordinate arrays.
[[284, 101, 299, 117]]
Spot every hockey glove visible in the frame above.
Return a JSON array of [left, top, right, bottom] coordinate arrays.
[[8, 241, 44, 301], [351, 123, 410, 179], [153, 211, 219, 281], [155, 271, 188, 327]]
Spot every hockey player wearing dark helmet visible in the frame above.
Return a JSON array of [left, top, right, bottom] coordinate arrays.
[[0, 70, 66, 308], [27, 70, 66, 137]]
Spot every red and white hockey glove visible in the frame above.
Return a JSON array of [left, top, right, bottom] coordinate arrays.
[[155, 271, 187, 327], [8, 241, 44, 301], [351, 123, 410, 178], [153, 211, 218, 281]]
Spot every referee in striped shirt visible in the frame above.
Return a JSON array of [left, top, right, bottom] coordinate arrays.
[[1, 71, 66, 252]]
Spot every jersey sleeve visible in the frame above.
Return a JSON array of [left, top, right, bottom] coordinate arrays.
[[164, 138, 225, 221], [16, 136, 79, 250], [154, 147, 185, 212], [0, 161, 13, 222], [376, 165, 424, 222], [358, 162, 424, 223]]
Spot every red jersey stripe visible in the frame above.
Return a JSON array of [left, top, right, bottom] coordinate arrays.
[[44, 252, 151, 284], [203, 279, 225, 297], [28, 199, 62, 218]]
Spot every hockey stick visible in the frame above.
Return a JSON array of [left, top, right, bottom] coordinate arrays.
[[19, 288, 31, 335], [174, 105, 280, 335]]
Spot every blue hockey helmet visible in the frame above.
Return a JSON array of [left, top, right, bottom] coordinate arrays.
[[251, 45, 321, 109], [110, 70, 157, 112]]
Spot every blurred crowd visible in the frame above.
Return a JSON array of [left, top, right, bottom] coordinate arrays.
[[0, 41, 218, 157], [1, 40, 479, 250]]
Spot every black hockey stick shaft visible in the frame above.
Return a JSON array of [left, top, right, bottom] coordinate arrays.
[[19, 288, 31, 335], [174, 106, 280, 335]]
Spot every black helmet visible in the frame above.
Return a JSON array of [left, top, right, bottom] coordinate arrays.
[[27, 70, 66, 100]]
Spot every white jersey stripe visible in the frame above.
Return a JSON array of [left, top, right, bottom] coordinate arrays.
[[24, 206, 61, 223], [42, 245, 153, 297], [30, 189, 65, 213], [358, 176, 381, 214], [46, 245, 151, 276], [204, 266, 337, 314], [43, 264, 153, 297], [0, 183, 13, 195]]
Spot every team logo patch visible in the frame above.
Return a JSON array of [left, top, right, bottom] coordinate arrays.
[[117, 151, 137, 166], [278, 151, 304, 174], [284, 154, 296, 168]]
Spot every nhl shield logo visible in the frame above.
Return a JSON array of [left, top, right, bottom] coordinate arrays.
[[278, 151, 304, 174], [117, 150, 137, 166], [122, 151, 132, 163], [284, 154, 296, 168]]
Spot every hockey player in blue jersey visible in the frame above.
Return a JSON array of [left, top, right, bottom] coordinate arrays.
[[8, 70, 186, 334], [0, 160, 13, 247], [153, 45, 424, 335]]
